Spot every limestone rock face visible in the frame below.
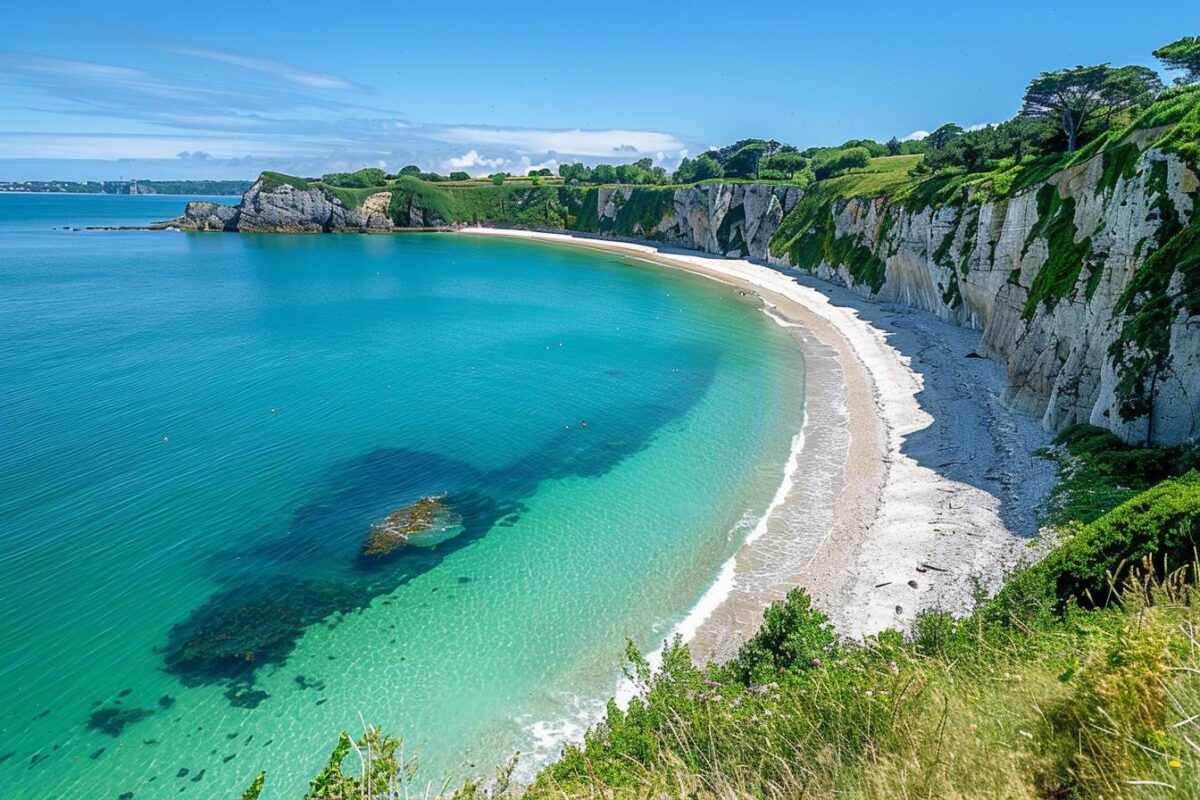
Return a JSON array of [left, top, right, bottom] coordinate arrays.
[[589, 183, 801, 259], [171, 201, 240, 231], [232, 181, 395, 232], [758, 148, 1199, 445]]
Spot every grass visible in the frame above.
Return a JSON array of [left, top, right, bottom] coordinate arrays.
[[1020, 184, 1093, 319], [1040, 424, 1200, 527]]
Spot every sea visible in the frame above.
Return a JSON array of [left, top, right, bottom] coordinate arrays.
[[0, 193, 805, 798]]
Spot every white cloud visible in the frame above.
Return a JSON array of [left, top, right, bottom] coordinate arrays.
[[444, 149, 510, 171], [902, 130, 930, 141], [431, 127, 685, 157], [168, 46, 364, 92], [964, 123, 995, 132], [0, 132, 299, 160], [516, 156, 560, 175]]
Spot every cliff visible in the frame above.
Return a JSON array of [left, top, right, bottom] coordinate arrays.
[[161, 97, 1200, 445]]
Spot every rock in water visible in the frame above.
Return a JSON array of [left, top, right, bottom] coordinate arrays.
[[362, 495, 449, 557]]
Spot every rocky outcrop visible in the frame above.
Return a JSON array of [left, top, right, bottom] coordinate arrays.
[[169, 201, 241, 231], [236, 182, 394, 232]]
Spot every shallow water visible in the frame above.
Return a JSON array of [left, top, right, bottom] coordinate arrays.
[[0, 194, 805, 798]]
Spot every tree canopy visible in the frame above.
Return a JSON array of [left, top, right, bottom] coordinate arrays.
[[926, 123, 964, 151], [1021, 64, 1162, 151], [1154, 36, 1200, 85], [672, 153, 724, 183]]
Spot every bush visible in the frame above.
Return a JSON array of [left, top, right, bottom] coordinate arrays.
[[761, 152, 808, 177], [996, 472, 1200, 613], [730, 588, 838, 684], [673, 153, 724, 183], [319, 168, 388, 188], [811, 147, 871, 180]]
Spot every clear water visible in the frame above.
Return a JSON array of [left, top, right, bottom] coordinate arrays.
[[0, 194, 805, 799]]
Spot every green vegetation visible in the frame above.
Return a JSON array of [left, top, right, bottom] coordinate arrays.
[[811, 146, 870, 180], [319, 168, 389, 188], [259, 171, 311, 191], [1155, 35, 1200, 85], [1019, 184, 1092, 318], [1041, 424, 1199, 526], [1021, 65, 1163, 152], [559, 157, 671, 186], [672, 153, 725, 183]]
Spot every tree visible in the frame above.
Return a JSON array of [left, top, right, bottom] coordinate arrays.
[[886, 136, 902, 156], [722, 141, 769, 179], [591, 163, 617, 184], [761, 152, 808, 177], [1154, 36, 1200, 84], [1021, 64, 1162, 152], [926, 123, 964, 151], [448, 171, 470, 181], [490, 173, 507, 185], [398, 165, 423, 177], [673, 153, 723, 183], [558, 162, 592, 183], [811, 147, 870, 180]]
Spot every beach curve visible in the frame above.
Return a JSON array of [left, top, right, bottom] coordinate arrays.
[[460, 226, 1055, 654]]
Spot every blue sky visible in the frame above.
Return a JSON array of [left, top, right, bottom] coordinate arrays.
[[0, 0, 1196, 180]]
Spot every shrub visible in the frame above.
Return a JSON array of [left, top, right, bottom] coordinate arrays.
[[319, 168, 388, 188], [730, 588, 838, 684], [997, 473, 1200, 612], [812, 147, 871, 180]]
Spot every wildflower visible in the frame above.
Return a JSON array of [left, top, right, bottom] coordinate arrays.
[[1169, 759, 1182, 769]]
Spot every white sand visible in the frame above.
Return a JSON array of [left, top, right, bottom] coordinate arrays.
[[460, 227, 1055, 655]]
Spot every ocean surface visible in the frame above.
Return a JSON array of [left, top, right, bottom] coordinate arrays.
[[0, 194, 805, 798]]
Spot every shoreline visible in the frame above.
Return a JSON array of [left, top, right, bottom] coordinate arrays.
[[459, 226, 1056, 653]]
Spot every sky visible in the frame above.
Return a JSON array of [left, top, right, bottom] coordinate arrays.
[[0, 0, 1196, 181]]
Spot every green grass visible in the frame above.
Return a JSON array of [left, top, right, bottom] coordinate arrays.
[[1020, 184, 1093, 319], [258, 171, 310, 191]]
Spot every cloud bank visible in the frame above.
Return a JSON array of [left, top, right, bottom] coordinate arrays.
[[0, 47, 692, 180]]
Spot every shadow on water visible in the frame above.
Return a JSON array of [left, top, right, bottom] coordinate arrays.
[[159, 365, 716, 703]]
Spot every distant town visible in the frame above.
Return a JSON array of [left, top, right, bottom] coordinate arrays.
[[0, 179, 251, 195]]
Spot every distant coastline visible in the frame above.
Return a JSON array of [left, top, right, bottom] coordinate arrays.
[[1, 179, 250, 196]]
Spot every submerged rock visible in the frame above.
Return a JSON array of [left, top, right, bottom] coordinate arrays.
[[362, 495, 450, 557], [87, 706, 153, 737]]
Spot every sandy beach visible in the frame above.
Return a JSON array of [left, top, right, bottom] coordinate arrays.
[[462, 227, 1056, 655]]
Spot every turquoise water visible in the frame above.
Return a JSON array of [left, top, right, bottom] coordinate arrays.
[[0, 194, 805, 799]]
